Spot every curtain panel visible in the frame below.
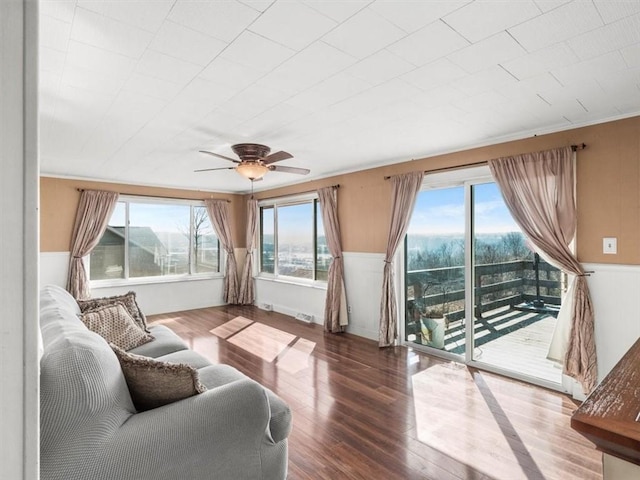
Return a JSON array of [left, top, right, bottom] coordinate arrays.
[[205, 199, 240, 304], [488, 146, 597, 393], [66, 190, 119, 299], [238, 198, 258, 305], [379, 171, 424, 347], [318, 186, 348, 333]]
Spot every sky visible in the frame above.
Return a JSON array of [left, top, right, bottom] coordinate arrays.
[[109, 202, 211, 234], [109, 200, 325, 246], [262, 202, 325, 242], [108, 183, 515, 240], [408, 182, 520, 235]]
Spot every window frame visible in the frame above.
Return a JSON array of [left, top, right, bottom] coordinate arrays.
[[257, 192, 328, 286], [88, 195, 223, 287]]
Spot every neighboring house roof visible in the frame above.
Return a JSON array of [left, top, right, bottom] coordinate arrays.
[[101, 226, 168, 257]]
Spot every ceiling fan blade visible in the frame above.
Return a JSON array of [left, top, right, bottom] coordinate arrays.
[[199, 150, 240, 163], [194, 166, 235, 172], [269, 165, 310, 175], [262, 150, 293, 165]]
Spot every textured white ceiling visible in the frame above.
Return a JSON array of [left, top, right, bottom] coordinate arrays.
[[39, 0, 640, 193]]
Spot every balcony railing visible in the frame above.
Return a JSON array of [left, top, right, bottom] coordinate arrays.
[[407, 259, 562, 322]]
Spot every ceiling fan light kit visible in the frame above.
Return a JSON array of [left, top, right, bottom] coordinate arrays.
[[236, 162, 269, 180], [197, 143, 310, 180]]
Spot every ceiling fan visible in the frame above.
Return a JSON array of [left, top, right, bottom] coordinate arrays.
[[195, 143, 310, 181]]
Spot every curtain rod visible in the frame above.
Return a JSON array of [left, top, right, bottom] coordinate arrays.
[[255, 183, 340, 201], [384, 144, 586, 180], [75, 188, 230, 202]]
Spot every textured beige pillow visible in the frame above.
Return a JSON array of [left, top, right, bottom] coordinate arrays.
[[78, 291, 149, 332], [111, 345, 207, 411], [80, 302, 154, 350]]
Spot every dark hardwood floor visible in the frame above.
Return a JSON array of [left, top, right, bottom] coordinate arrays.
[[148, 305, 602, 480]]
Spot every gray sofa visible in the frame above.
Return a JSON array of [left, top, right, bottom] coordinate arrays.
[[40, 285, 291, 480]]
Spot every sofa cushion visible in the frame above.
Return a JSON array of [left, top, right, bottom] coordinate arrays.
[[40, 284, 81, 316], [198, 364, 292, 444], [127, 324, 188, 358], [81, 303, 154, 351], [155, 349, 211, 369], [78, 291, 149, 332], [111, 345, 207, 412]]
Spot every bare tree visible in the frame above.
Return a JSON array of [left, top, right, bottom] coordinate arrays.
[[475, 240, 501, 264], [178, 207, 213, 270], [193, 207, 212, 269], [501, 231, 530, 260]]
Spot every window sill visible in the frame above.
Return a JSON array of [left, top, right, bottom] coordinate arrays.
[[255, 274, 327, 291], [90, 273, 223, 289]]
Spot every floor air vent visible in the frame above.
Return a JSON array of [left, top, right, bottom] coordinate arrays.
[[295, 313, 313, 323]]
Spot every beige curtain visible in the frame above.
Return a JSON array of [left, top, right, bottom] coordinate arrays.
[[238, 198, 258, 305], [205, 199, 240, 304], [67, 190, 119, 299], [379, 171, 424, 347], [318, 186, 348, 333], [488, 147, 597, 393]]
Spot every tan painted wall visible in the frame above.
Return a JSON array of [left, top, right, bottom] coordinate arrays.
[[40, 177, 244, 252], [41, 116, 640, 264], [250, 116, 640, 264]]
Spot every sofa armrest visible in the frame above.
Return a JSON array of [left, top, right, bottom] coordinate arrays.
[[109, 379, 274, 480]]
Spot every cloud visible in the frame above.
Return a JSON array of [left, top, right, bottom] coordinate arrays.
[[424, 202, 465, 219], [474, 199, 505, 216]]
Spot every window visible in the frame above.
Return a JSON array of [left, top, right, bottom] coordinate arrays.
[[259, 195, 327, 282], [90, 198, 220, 282]]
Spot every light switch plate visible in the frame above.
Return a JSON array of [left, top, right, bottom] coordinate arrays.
[[603, 237, 617, 254]]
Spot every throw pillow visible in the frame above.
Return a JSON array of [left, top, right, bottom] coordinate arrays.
[[78, 291, 149, 332], [111, 344, 207, 411], [80, 302, 154, 351]]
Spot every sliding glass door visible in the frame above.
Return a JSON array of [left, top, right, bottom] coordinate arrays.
[[404, 170, 563, 387]]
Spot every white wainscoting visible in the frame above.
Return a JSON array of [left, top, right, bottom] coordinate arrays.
[[40, 251, 226, 315], [40, 251, 71, 288], [254, 277, 326, 322], [585, 263, 640, 380], [343, 252, 386, 341], [253, 252, 385, 339]]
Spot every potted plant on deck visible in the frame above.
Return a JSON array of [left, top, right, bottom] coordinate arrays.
[[420, 308, 446, 350]]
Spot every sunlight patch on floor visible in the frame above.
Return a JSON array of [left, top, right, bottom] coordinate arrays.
[[412, 363, 547, 480], [277, 338, 316, 374], [212, 317, 317, 371], [210, 316, 253, 339]]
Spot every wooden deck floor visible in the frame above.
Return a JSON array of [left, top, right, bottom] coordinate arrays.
[[409, 306, 562, 384], [149, 305, 601, 480]]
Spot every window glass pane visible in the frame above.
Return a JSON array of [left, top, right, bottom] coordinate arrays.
[[90, 202, 126, 280], [472, 182, 562, 384], [315, 200, 329, 281], [128, 203, 190, 278], [277, 203, 313, 279], [193, 206, 218, 274], [405, 187, 466, 353], [261, 207, 275, 274]]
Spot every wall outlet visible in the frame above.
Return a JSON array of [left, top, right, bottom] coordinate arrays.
[[603, 237, 617, 255], [348, 305, 352, 314], [260, 303, 273, 311]]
